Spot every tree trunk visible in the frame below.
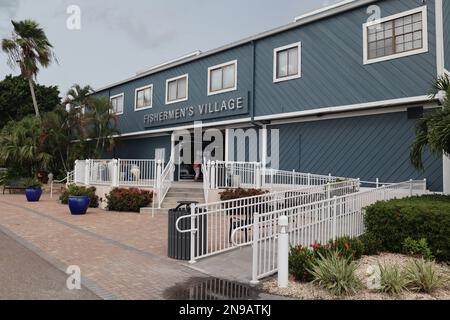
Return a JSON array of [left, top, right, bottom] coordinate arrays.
[[28, 78, 40, 118]]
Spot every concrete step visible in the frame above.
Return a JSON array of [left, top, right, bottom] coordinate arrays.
[[168, 188, 204, 194], [165, 192, 204, 198]]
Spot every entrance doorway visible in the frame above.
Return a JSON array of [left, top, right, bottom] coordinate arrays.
[[174, 131, 225, 182]]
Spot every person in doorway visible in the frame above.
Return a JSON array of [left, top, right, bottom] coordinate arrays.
[[193, 160, 202, 181]]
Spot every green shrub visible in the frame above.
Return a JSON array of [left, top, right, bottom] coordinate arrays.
[[60, 184, 99, 208], [403, 237, 434, 261], [376, 263, 408, 295], [359, 232, 383, 256], [364, 195, 450, 261], [23, 177, 43, 189], [289, 246, 316, 282], [106, 188, 153, 212], [309, 252, 361, 296], [405, 259, 446, 293], [329, 236, 364, 260]]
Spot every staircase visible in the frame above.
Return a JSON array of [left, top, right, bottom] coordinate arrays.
[[140, 181, 205, 214]]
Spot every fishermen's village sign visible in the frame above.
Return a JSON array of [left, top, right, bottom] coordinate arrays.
[[143, 96, 247, 127]]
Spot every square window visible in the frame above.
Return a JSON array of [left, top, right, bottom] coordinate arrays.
[[208, 61, 237, 94]]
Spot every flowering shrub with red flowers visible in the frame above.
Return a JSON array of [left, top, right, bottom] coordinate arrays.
[[106, 188, 153, 212], [289, 237, 365, 282]]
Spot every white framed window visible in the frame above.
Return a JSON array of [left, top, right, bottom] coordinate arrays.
[[165, 74, 188, 105], [207, 60, 237, 96], [363, 6, 428, 65], [273, 42, 302, 83], [134, 84, 153, 111], [110, 93, 124, 115]]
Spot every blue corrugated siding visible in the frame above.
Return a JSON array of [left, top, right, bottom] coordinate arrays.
[[112, 135, 172, 162], [270, 111, 443, 191], [97, 45, 253, 135], [445, 0, 450, 71], [94, 0, 437, 133], [254, 0, 437, 117]]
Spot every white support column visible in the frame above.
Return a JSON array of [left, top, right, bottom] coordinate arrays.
[[112, 159, 119, 187], [171, 132, 176, 163], [261, 125, 268, 169]]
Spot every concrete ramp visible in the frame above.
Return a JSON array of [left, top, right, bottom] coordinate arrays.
[[187, 247, 254, 284]]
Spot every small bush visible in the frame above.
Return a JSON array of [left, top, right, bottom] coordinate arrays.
[[106, 188, 153, 212], [329, 236, 364, 260], [403, 237, 434, 261], [289, 246, 316, 282], [60, 185, 99, 208], [364, 195, 450, 261], [376, 263, 408, 295], [359, 232, 383, 256], [219, 188, 267, 201], [405, 259, 445, 293], [309, 252, 361, 296]]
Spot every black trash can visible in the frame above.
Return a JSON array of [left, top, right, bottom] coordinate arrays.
[[168, 201, 208, 260]]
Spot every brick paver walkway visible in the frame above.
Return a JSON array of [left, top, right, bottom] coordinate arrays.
[[0, 194, 206, 300]]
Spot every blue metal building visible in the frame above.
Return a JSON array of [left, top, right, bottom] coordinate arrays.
[[92, 0, 450, 192]]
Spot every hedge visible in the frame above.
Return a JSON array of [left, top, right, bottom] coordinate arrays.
[[364, 195, 450, 261]]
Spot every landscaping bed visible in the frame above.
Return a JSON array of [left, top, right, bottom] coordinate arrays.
[[262, 253, 450, 300]]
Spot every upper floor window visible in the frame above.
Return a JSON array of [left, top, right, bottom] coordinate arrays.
[[208, 60, 237, 95], [110, 93, 124, 115], [135, 85, 153, 111], [166, 74, 188, 105], [273, 42, 301, 83], [363, 6, 428, 64]]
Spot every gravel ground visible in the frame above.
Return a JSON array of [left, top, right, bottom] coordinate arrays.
[[262, 253, 450, 300]]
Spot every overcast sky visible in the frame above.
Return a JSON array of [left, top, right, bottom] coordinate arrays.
[[0, 0, 341, 96]]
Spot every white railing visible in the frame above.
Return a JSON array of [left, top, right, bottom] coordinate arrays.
[[156, 159, 175, 209], [175, 179, 360, 262], [73, 159, 160, 188], [249, 179, 427, 282], [118, 159, 157, 187], [204, 161, 351, 190], [74, 160, 86, 184], [89, 159, 114, 185]]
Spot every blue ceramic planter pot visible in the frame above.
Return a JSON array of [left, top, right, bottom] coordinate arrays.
[[68, 196, 90, 215], [25, 188, 43, 202]]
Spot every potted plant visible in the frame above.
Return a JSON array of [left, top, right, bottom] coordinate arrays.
[[61, 185, 97, 215], [24, 178, 43, 202]]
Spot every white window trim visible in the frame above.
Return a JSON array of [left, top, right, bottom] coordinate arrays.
[[207, 60, 238, 96], [110, 93, 124, 115], [363, 6, 428, 65], [134, 84, 153, 111], [165, 74, 189, 105], [273, 42, 302, 83]]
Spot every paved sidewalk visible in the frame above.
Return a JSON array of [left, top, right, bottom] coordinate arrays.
[[0, 194, 206, 300], [0, 230, 99, 300]]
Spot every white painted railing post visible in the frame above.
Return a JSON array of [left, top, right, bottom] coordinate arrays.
[[270, 169, 274, 190], [423, 178, 427, 192], [376, 178, 380, 188], [409, 179, 413, 197], [292, 170, 295, 187], [189, 204, 197, 264], [210, 161, 216, 189], [329, 173, 332, 183], [307, 173, 311, 186], [256, 163, 262, 188], [112, 159, 119, 187], [278, 215, 289, 288], [84, 159, 90, 185], [156, 160, 163, 208], [251, 212, 260, 285], [332, 196, 337, 240], [327, 183, 331, 199]]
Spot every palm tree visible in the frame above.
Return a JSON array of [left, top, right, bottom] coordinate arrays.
[[85, 97, 120, 157], [1, 19, 56, 118], [64, 84, 94, 111], [410, 74, 450, 169]]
